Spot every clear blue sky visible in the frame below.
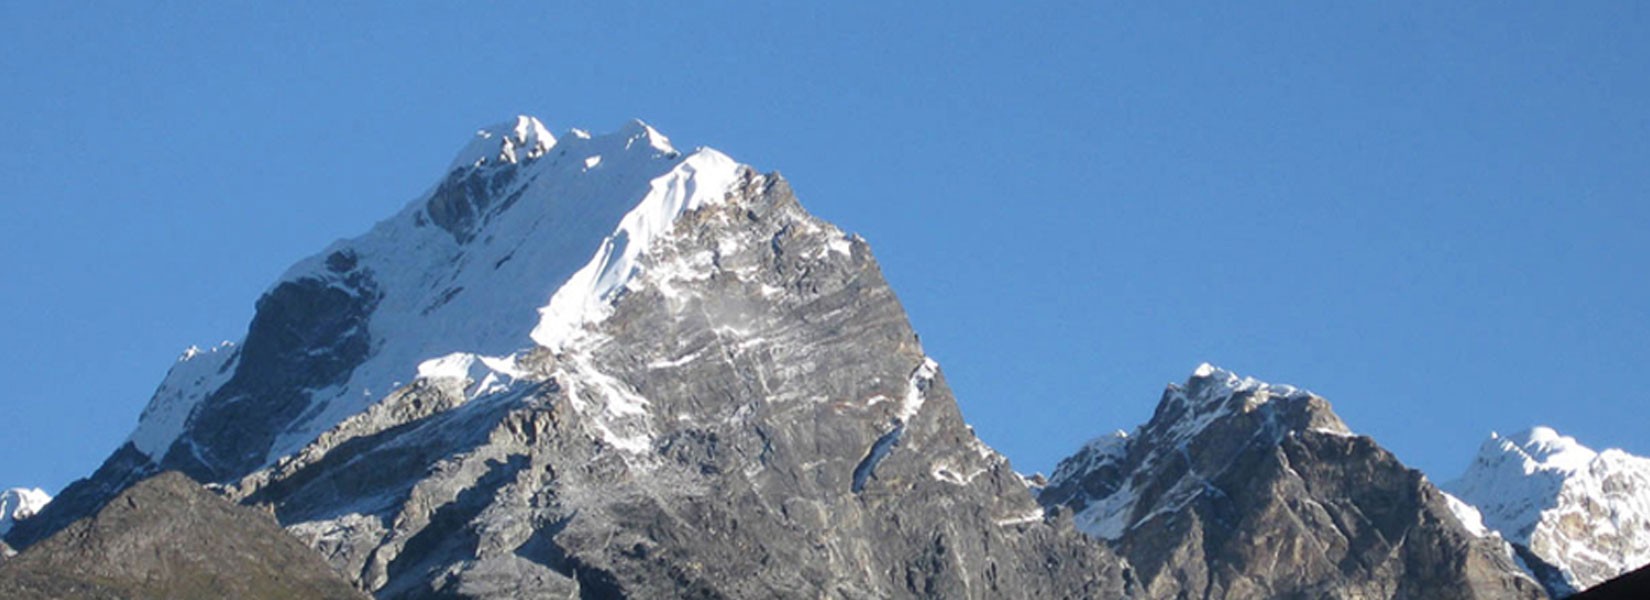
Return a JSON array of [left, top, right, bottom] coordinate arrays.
[[3, 3, 1647, 495]]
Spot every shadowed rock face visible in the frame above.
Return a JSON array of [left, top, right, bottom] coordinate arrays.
[[0, 471, 366, 600], [1572, 562, 1650, 600], [228, 172, 1129, 598], [4, 442, 154, 549], [1042, 366, 1548, 600], [9, 266, 380, 547], [165, 270, 381, 482]]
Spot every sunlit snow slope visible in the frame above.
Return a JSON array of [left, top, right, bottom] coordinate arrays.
[[1446, 427, 1650, 592], [127, 116, 743, 477]]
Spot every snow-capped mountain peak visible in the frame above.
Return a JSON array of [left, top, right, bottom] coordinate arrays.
[[1502, 426, 1599, 473], [1044, 364, 1350, 540], [447, 115, 556, 172], [1158, 363, 1348, 442], [1446, 426, 1650, 592], [614, 118, 678, 156], [0, 487, 50, 537], [121, 116, 750, 479]]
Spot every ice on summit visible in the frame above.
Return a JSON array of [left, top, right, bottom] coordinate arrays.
[[124, 115, 750, 468], [1445, 426, 1650, 591], [448, 115, 556, 172]]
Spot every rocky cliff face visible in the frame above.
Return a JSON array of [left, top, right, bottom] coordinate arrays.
[[1445, 428, 1650, 595], [230, 163, 1124, 598], [0, 471, 365, 600], [1040, 364, 1546, 599], [11, 115, 1592, 599], [8, 117, 1128, 598]]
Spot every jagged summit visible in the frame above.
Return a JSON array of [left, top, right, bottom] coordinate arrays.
[[1044, 364, 1350, 540], [121, 117, 747, 482], [1040, 364, 1542, 598], [11, 115, 1129, 597], [1446, 426, 1650, 593], [447, 115, 556, 172], [1161, 363, 1349, 443]]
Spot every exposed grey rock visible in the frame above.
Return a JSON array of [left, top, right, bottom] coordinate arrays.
[[5, 442, 155, 549], [0, 471, 366, 600], [227, 170, 1129, 598], [1042, 365, 1547, 599]]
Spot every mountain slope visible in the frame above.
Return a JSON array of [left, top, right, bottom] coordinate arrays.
[[1040, 364, 1545, 599], [1445, 427, 1650, 594], [10, 117, 1129, 597], [0, 471, 364, 600]]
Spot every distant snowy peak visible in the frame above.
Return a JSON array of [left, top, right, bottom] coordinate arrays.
[[1044, 364, 1349, 539], [1153, 363, 1349, 444], [0, 488, 51, 537], [448, 115, 556, 172], [1499, 426, 1599, 473], [1446, 427, 1650, 592]]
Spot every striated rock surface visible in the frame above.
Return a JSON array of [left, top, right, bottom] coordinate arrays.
[[9, 117, 1128, 598], [0, 471, 365, 600], [1041, 364, 1546, 599]]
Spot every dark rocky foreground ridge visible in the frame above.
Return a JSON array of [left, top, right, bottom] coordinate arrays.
[[0, 118, 1587, 598], [1569, 562, 1650, 600], [0, 472, 365, 599]]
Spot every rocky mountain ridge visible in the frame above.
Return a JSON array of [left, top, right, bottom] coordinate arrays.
[[4, 116, 1643, 598], [0, 471, 365, 599], [1038, 364, 1546, 599], [8, 116, 1129, 598]]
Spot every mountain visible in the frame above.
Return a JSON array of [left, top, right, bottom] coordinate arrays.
[[0, 488, 49, 538], [1444, 427, 1650, 595], [1039, 364, 1546, 599], [9, 117, 1128, 597], [0, 471, 365, 599]]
